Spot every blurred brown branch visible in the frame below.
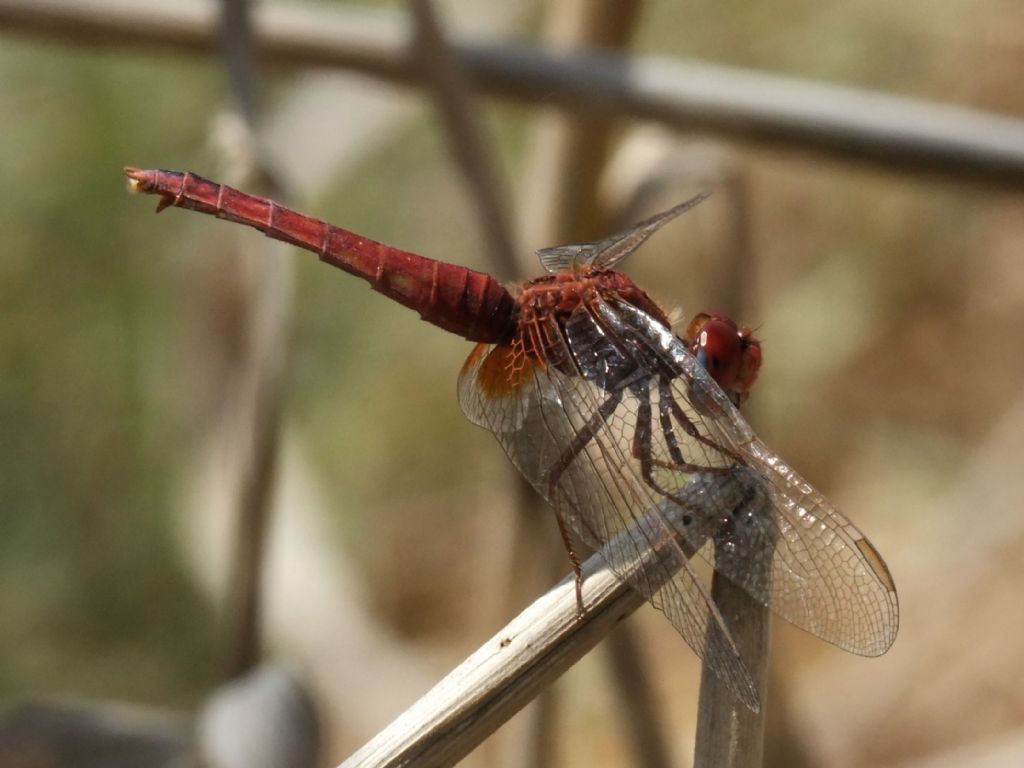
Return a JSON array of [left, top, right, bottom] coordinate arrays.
[[214, 0, 292, 683], [3, 0, 1024, 188], [408, 0, 518, 280]]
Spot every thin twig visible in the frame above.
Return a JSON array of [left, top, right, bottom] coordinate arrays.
[[5, 0, 1024, 187], [220, 0, 258, 127], [408, 0, 518, 280], [520, 0, 645, 249], [215, 0, 291, 681], [693, 574, 770, 768]]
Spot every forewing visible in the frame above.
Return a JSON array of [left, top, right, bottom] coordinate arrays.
[[601, 300, 900, 656], [534, 193, 709, 273], [536, 244, 593, 274], [458, 319, 760, 710], [731, 437, 899, 655]]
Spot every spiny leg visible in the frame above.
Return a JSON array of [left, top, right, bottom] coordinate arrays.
[[657, 378, 687, 466], [631, 381, 708, 518], [662, 377, 744, 465], [543, 387, 624, 615], [630, 381, 726, 561]]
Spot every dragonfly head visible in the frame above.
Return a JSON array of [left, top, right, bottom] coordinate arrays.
[[684, 311, 762, 406]]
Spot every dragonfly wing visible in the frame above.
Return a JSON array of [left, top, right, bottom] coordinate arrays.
[[600, 299, 900, 656], [458, 323, 760, 710], [533, 193, 710, 274], [732, 436, 899, 655], [536, 244, 594, 274]]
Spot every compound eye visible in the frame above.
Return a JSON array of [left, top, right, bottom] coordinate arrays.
[[736, 332, 763, 396], [691, 315, 743, 391]]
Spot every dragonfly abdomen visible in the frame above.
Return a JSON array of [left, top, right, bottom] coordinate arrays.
[[125, 168, 517, 344]]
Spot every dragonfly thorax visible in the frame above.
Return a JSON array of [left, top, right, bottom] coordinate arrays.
[[507, 269, 674, 389], [515, 269, 670, 332]]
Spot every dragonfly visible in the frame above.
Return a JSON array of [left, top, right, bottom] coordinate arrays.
[[126, 168, 898, 710]]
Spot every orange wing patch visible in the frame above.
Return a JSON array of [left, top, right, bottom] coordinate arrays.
[[463, 342, 539, 399]]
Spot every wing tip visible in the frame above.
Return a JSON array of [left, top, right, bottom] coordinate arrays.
[[856, 537, 897, 594]]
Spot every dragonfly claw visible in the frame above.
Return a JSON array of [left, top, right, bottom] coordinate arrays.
[[574, 573, 586, 619]]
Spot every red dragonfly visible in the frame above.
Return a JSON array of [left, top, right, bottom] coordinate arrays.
[[126, 168, 898, 710]]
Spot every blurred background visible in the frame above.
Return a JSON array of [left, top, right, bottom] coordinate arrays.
[[2, 0, 1024, 766]]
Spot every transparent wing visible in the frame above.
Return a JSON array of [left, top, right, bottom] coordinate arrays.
[[535, 193, 709, 274], [459, 291, 898, 709], [535, 243, 591, 274], [599, 299, 900, 656], [458, 312, 760, 710]]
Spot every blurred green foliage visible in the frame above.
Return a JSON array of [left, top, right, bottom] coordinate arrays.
[[0, 41, 223, 706]]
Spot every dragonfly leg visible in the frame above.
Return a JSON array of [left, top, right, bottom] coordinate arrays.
[[543, 388, 625, 615], [660, 378, 744, 465], [656, 378, 687, 466], [551, 508, 586, 616], [631, 382, 704, 519]]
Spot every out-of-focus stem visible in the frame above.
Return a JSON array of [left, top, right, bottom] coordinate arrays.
[[408, 0, 519, 281], [4, 0, 1024, 187], [693, 574, 770, 768], [216, 0, 291, 682]]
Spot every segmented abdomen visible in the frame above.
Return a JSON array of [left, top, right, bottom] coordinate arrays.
[[126, 168, 518, 344]]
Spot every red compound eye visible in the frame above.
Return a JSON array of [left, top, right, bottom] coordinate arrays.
[[685, 311, 762, 405], [736, 327, 762, 397]]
